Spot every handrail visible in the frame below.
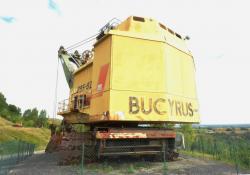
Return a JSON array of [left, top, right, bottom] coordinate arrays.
[[58, 99, 70, 113]]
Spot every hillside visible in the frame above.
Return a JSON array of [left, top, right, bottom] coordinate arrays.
[[0, 117, 51, 150]]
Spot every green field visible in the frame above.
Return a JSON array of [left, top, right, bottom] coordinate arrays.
[[181, 126, 250, 170], [0, 117, 50, 150]]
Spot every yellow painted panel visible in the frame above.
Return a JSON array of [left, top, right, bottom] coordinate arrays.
[[89, 36, 112, 116], [111, 35, 166, 92], [165, 44, 197, 98], [181, 54, 197, 98], [72, 64, 92, 93], [68, 64, 92, 113], [165, 47, 182, 95], [108, 34, 199, 123], [109, 90, 199, 123], [90, 91, 110, 116]]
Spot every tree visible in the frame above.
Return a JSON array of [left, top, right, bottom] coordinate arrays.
[[0, 92, 50, 128], [30, 108, 39, 120], [24, 120, 35, 127], [23, 109, 32, 120], [8, 104, 21, 116], [22, 108, 39, 127], [23, 108, 38, 121], [36, 110, 48, 128], [8, 104, 22, 122], [0, 92, 22, 123], [0, 92, 8, 117], [180, 124, 196, 150]]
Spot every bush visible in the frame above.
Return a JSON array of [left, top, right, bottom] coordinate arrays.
[[23, 120, 35, 127]]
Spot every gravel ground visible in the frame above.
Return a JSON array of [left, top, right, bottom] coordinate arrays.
[[8, 151, 250, 175]]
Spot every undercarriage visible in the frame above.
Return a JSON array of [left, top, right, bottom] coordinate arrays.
[[46, 123, 179, 165]]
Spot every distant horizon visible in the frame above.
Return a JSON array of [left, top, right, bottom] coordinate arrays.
[[196, 123, 250, 126]]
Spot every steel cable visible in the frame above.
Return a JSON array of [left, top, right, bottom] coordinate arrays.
[[65, 33, 99, 51], [65, 18, 121, 52]]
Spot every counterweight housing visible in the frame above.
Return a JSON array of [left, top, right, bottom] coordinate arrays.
[[59, 16, 199, 125]]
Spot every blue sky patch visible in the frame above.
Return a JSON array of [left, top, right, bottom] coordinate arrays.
[[0, 16, 16, 23], [48, 0, 61, 15]]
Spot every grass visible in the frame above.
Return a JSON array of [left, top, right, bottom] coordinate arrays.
[[126, 164, 135, 174], [180, 150, 214, 160], [180, 149, 240, 165], [0, 117, 50, 150], [79, 161, 153, 175], [0, 117, 13, 126], [179, 150, 249, 171], [182, 131, 250, 170]]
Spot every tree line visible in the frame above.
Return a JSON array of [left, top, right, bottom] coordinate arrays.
[[0, 92, 49, 128]]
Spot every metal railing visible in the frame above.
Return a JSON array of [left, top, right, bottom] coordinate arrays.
[[57, 97, 90, 114], [0, 140, 35, 175], [58, 99, 70, 113]]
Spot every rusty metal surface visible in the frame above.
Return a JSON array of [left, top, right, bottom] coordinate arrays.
[[96, 128, 176, 139]]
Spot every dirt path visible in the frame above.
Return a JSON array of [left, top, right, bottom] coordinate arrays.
[[8, 152, 78, 175], [8, 152, 249, 175]]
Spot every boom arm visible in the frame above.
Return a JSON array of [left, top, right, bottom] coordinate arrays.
[[58, 46, 80, 88]]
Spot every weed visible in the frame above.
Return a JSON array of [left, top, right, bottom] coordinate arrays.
[[126, 164, 135, 174]]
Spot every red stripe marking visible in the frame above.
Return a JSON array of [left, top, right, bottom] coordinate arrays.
[[97, 63, 109, 93]]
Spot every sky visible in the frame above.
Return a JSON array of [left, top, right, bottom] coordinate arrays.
[[0, 0, 250, 124]]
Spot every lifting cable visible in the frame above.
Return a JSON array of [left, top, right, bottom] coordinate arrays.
[[65, 18, 121, 52], [65, 33, 100, 51]]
